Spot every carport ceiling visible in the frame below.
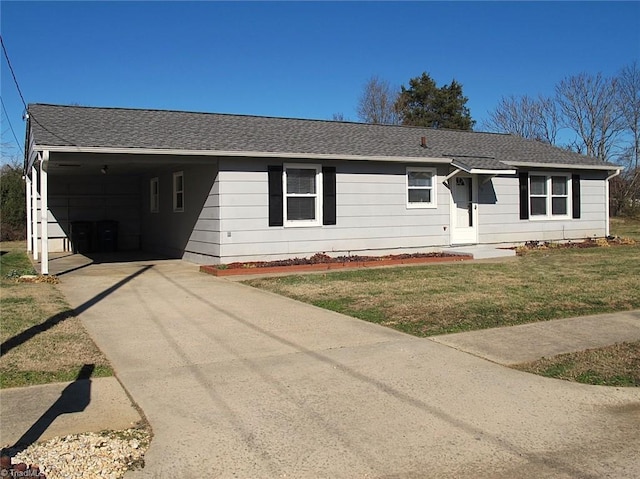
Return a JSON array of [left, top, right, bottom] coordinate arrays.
[[46, 152, 216, 176]]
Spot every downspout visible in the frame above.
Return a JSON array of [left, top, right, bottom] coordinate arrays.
[[605, 168, 621, 237], [40, 150, 49, 275]]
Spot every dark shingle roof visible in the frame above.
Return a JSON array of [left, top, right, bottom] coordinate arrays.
[[28, 103, 614, 168]]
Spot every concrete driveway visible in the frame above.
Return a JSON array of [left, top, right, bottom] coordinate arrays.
[[52, 255, 640, 478]]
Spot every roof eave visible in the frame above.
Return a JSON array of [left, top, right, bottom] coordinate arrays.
[[35, 145, 454, 164], [503, 160, 620, 171], [468, 168, 517, 175]]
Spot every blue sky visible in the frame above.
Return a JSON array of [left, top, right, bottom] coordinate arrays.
[[1, 1, 639, 164]]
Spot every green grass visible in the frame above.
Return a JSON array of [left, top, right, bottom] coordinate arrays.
[[0, 244, 36, 277], [514, 341, 640, 387], [1, 241, 113, 388], [611, 216, 640, 240], [244, 244, 640, 337], [0, 365, 114, 389]]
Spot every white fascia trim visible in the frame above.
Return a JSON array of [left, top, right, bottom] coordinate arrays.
[[503, 161, 619, 171], [36, 145, 454, 164], [468, 168, 516, 175]]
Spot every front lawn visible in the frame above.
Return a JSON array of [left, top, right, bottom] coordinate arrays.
[[244, 244, 640, 337], [610, 215, 640, 240], [0, 242, 113, 388], [514, 341, 640, 387]]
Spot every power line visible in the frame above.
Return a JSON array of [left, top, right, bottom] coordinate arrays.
[[1, 34, 77, 151], [0, 35, 28, 111], [1, 96, 24, 155]]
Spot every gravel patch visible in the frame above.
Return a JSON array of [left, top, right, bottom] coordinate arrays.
[[1, 428, 150, 479]]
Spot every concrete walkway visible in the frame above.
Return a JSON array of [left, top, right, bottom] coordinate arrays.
[[432, 310, 640, 365], [0, 377, 141, 447], [8, 254, 640, 478]]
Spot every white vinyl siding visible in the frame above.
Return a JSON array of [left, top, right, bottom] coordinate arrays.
[[479, 171, 606, 244]]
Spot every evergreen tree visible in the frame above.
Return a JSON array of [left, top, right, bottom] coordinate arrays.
[[395, 72, 475, 130], [0, 161, 26, 241]]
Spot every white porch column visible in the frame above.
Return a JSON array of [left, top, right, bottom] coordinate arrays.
[[605, 169, 621, 237], [31, 164, 39, 261], [40, 151, 49, 275], [605, 179, 611, 237], [25, 174, 32, 252]]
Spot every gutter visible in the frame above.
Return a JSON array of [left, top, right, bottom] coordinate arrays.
[[504, 161, 619, 171], [34, 145, 454, 164], [606, 168, 622, 181]]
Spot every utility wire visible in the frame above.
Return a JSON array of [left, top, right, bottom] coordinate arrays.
[[1, 96, 24, 154], [0, 35, 28, 111], [1, 34, 77, 149]]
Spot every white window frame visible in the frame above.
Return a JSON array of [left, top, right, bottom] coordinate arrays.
[[406, 167, 437, 209], [173, 171, 184, 213], [283, 163, 322, 227], [529, 173, 571, 220], [150, 177, 159, 213]]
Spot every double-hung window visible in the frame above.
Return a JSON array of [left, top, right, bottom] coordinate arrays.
[[150, 177, 159, 213], [173, 172, 184, 212], [407, 167, 437, 208], [284, 164, 321, 226], [529, 174, 570, 218]]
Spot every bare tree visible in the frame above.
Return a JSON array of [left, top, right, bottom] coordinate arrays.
[[356, 76, 400, 125], [617, 62, 640, 170], [555, 72, 624, 161], [331, 112, 348, 122], [483, 94, 558, 143], [609, 62, 640, 215]]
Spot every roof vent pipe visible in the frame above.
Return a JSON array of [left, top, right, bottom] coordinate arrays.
[[420, 136, 427, 148]]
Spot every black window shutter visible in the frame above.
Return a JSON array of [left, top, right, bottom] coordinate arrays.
[[268, 165, 283, 227], [519, 172, 529, 220], [572, 174, 581, 219], [322, 167, 337, 225]]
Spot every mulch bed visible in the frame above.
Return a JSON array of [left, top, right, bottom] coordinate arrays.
[[516, 236, 636, 255], [225, 252, 458, 269], [201, 252, 472, 277]]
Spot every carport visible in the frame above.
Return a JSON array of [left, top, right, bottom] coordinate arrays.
[[25, 146, 214, 275]]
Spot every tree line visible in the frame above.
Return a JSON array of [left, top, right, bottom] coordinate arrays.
[[349, 64, 639, 216], [0, 159, 26, 241]]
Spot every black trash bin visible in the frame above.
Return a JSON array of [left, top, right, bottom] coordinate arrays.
[[97, 220, 118, 252], [70, 221, 93, 254]]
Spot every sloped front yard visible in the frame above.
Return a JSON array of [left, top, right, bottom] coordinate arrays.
[[244, 243, 640, 337]]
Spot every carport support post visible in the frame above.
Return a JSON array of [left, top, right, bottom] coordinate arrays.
[[25, 174, 32, 252], [31, 164, 39, 261], [605, 168, 621, 237], [40, 151, 49, 275]]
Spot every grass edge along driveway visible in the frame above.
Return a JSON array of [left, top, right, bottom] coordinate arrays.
[[244, 242, 640, 386], [0, 241, 113, 389], [244, 244, 640, 337]]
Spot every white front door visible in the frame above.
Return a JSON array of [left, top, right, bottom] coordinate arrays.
[[450, 175, 478, 244]]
